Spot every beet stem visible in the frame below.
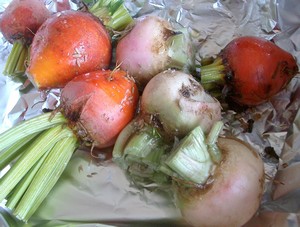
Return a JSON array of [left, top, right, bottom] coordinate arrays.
[[0, 133, 39, 170], [89, 0, 133, 31], [165, 126, 213, 184], [0, 125, 73, 203], [206, 121, 223, 164], [199, 57, 226, 91], [0, 112, 67, 152], [167, 31, 194, 71], [107, 3, 133, 31], [113, 122, 171, 186], [14, 44, 28, 75], [5, 149, 49, 210], [112, 120, 136, 168], [14, 136, 77, 221], [113, 119, 225, 187], [123, 125, 161, 161], [3, 41, 28, 77]]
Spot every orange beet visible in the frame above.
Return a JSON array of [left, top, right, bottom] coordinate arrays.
[[221, 36, 299, 106], [61, 69, 139, 148], [200, 36, 299, 106], [27, 10, 112, 89]]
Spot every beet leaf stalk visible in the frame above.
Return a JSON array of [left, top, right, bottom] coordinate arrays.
[[3, 41, 29, 77], [198, 57, 226, 92], [0, 112, 78, 222], [113, 120, 224, 187], [164, 121, 223, 185], [113, 121, 171, 187], [88, 0, 133, 31]]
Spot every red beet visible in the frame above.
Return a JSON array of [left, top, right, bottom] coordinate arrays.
[[0, 0, 51, 45]]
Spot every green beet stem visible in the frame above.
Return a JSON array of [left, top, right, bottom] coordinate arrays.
[[206, 121, 224, 164], [0, 133, 39, 170], [14, 135, 78, 221], [199, 57, 227, 91], [107, 4, 133, 31], [0, 112, 67, 152], [3, 41, 28, 77], [89, 0, 133, 31], [5, 151, 49, 210], [167, 30, 194, 71], [14, 45, 28, 76], [165, 126, 213, 184], [0, 125, 73, 203]]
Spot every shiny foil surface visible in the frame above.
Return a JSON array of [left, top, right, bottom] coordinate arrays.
[[0, 0, 300, 226]]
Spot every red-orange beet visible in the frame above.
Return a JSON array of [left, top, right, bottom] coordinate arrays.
[[61, 69, 139, 148], [223, 36, 298, 106], [0, 0, 51, 45], [200, 36, 299, 106]]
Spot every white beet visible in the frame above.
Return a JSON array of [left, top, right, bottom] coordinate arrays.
[[176, 137, 265, 227], [116, 15, 172, 87], [116, 15, 192, 88], [141, 69, 222, 137]]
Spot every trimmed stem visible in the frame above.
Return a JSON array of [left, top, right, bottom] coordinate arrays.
[[167, 30, 194, 71], [165, 122, 224, 185], [14, 44, 28, 76], [143, 145, 166, 169], [113, 119, 224, 187], [14, 136, 78, 221], [0, 112, 67, 152], [0, 133, 39, 170], [113, 123, 171, 185], [107, 4, 133, 31], [3, 41, 28, 77], [0, 125, 73, 203], [6, 151, 49, 210], [123, 126, 167, 170], [199, 57, 227, 91], [112, 120, 137, 168], [165, 126, 213, 184], [124, 126, 162, 162], [89, 0, 133, 31], [206, 121, 224, 164], [159, 163, 181, 178]]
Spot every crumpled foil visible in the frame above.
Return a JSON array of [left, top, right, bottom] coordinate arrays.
[[0, 0, 300, 226]]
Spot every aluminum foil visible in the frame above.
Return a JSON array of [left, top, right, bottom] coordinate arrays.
[[0, 0, 300, 226]]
